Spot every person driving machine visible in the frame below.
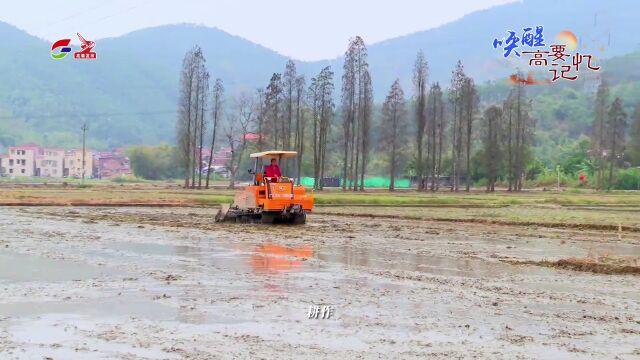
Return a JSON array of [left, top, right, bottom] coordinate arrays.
[[264, 158, 282, 181]]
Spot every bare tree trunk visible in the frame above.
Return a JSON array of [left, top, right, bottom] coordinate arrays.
[[342, 113, 350, 191], [414, 51, 428, 191], [294, 81, 303, 185], [190, 76, 201, 189], [206, 80, 223, 189], [465, 108, 472, 192], [354, 113, 361, 191], [320, 109, 328, 191], [360, 81, 370, 192], [451, 100, 457, 192], [435, 91, 444, 192], [258, 90, 265, 152], [609, 125, 616, 190], [507, 103, 513, 191], [298, 109, 305, 185], [183, 103, 192, 188], [312, 92, 319, 189], [455, 106, 460, 192], [354, 119, 360, 191], [227, 136, 235, 189], [515, 88, 522, 192], [349, 116, 355, 190], [184, 122, 192, 188], [430, 96, 437, 192], [390, 105, 399, 192], [178, 51, 198, 189], [197, 93, 205, 189], [206, 124, 216, 188]]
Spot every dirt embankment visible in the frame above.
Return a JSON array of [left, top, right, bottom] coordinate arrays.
[[314, 210, 640, 232], [504, 258, 640, 275], [0, 200, 193, 206]]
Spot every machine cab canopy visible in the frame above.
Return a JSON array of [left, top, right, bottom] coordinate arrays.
[[250, 150, 297, 159], [250, 150, 297, 183]]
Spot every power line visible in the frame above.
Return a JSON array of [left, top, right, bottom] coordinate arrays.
[[0, 109, 177, 120], [34, 1, 114, 32], [69, 0, 152, 32]]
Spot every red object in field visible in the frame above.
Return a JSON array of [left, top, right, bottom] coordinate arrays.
[[265, 164, 281, 178], [579, 174, 585, 184]]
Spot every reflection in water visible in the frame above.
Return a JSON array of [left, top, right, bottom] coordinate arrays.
[[0, 251, 105, 283], [245, 242, 527, 278], [314, 245, 541, 278], [250, 244, 313, 273]]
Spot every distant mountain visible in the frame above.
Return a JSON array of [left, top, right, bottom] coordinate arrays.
[[0, 22, 290, 148], [0, 0, 638, 148], [332, 0, 640, 96]]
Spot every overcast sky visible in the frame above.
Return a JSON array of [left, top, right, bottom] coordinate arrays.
[[2, 0, 515, 60]]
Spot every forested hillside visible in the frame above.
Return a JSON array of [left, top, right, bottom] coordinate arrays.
[[0, 0, 638, 169]]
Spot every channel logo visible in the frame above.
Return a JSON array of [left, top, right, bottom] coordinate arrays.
[[74, 33, 96, 59], [51, 39, 72, 59], [51, 33, 97, 60]]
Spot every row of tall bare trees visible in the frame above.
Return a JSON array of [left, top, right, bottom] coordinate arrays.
[[309, 67, 334, 190], [478, 80, 535, 192], [247, 37, 374, 190], [502, 81, 535, 191], [177, 46, 224, 189], [262, 61, 308, 180], [410, 54, 535, 192], [447, 61, 479, 192], [590, 80, 628, 190], [341, 36, 373, 191], [177, 41, 538, 192], [177, 46, 206, 189], [259, 61, 335, 189], [425, 83, 445, 191], [413, 51, 447, 191], [381, 80, 406, 191], [411, 58, 479, 192]]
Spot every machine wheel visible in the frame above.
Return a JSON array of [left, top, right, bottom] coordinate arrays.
[[261, 212, 276, 224], [291, 212, 306, 225]]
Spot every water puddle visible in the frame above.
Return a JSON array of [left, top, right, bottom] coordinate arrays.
[[0, 293, 177, 320], [3, 314, 171, 359], [0, 251, 106, 283], [314, 245, 545, 278], [109, 242, 204, 257]]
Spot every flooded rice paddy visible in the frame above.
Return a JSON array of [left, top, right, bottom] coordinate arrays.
[[0, 206, 639, 359]]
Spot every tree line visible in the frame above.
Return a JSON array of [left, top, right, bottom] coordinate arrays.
[[590, 80, 628, 190], [175, 38, 637, 191]]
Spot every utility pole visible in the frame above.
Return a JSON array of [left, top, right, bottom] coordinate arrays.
[[81, 123, 88, 185]]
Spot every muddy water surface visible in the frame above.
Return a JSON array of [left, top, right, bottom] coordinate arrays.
[[0, 206, 638, 359]]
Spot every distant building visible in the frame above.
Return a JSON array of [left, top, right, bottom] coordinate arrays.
[[64, 149, 94, 178], [5, 144, 39, 176], [0, 144, 130, 179], [94, 149, 132, 179], [35, 147, 64, 177], [201, 147, 232, 174], [0, 154, 6, 176]]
